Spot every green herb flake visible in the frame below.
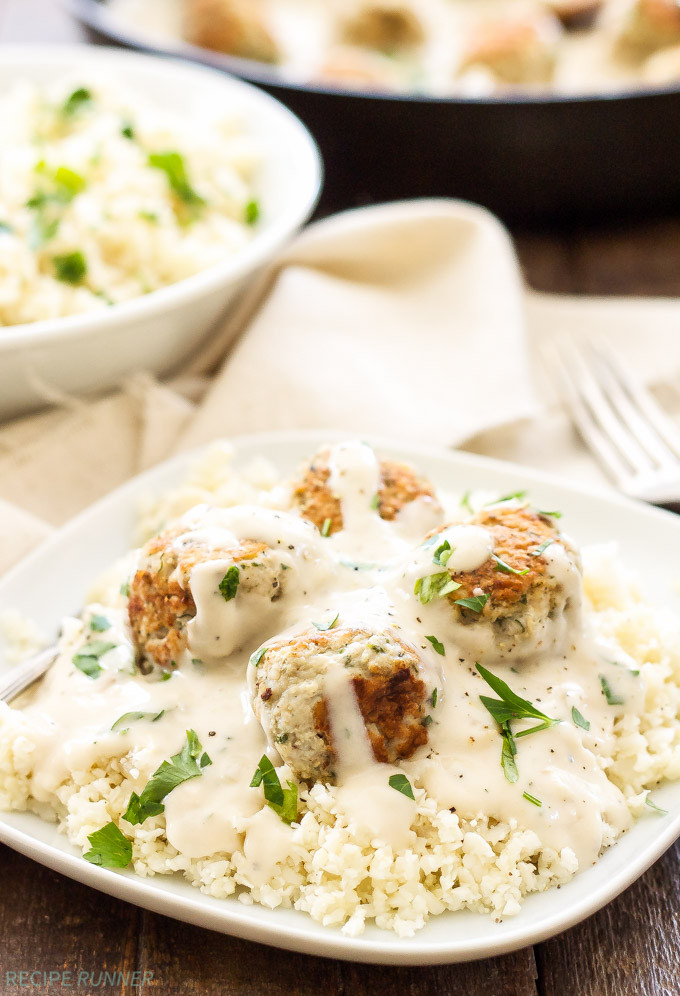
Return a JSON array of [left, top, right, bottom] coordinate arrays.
[[250, 646, 268, 668], [53, 250, 87, 285], [83, 821, 132, 868], [218, 566, 240, 602], [414, 572, 461, 605], [492, 554, 529, 577], [275, 732, 289, 744], [454, 594, 489, 613], [433, 540, 452, 567], [571, 706, 590, 731], [425, 635, 445, 656], [421, 715, 433, 727], [320, 517, 332, 537], [522, 791, 542, 807], [460, 490, 473, 514], [120, 582, 130, 597], [111, 710, 165, 732], [500, 723, 518, 783], [245, 199, 260, 225], [121, 121, 135, 140], [494, 490, 528, 504], [72, 640, 117, 680], [62, 87, 92, 117], [531, 540, 555, 557], [250, 755, 298, 824], [538, 509, 562, 519], [645, 796, 668, 816], [599, 675, 624, 706], [388, 773, 415, 800], [370, 493, 380, 510], [148, 151, 205, 208], [89, 614, 110, 632], [431, 688, 438, 708], [313, 613, 339, 632], [124, 730, 212, 826]]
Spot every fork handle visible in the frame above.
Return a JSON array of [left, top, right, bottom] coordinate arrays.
[[0, 646, 57, 704]]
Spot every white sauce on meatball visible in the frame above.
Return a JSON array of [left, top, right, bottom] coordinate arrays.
[[14, 441, 638, 870]]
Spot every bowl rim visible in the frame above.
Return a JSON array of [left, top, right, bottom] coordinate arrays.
[[0, 42, 323, 351], [62, 0, 680, 107]]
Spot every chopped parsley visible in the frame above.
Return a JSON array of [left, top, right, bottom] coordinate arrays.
[[414, 572, 461, 605], [83, 822, 132, 868], [245, 199, 260, 225], [121, 120, 135, 140], [388, 773, 415, 800], [599, 675, 624, 706], [313, 613, 339, 632], [120, 582, 130, 597], [111, 710, 165, 733], [148, 151, 205, 210], [432, 540, 453, 567], [431, 688, 438, 708], [492, 554, 529, 576], [370, 493, 380, 510], [320, 517, 332, 537], [454, 594, 489, 613], [250, 646, 268, 668], [89, 614, 110, 632], [218, 566, 240, 601], [522, 791, 542, 807], [275, 732, 289, 744], [645, 795, 668, 816], [123, 730, 212, 826], [460, 490, 473, 514], [425, 635, 445, 656], [571, 706, 590, 731], [53, 250, 87, 285], [62, 87, 92, 117], [250, 755, 298, 824], [493, 490, 527, 504], [476, 662, 559, 782], [421, 715, 433, 727], [538, 509, 562, 519], [531, 540, 555, 557], [72, 640, 117, 679]]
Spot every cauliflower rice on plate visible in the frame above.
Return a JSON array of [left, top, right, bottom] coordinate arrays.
[[0, 74, 259, 326], [1, 439, 679, 939]]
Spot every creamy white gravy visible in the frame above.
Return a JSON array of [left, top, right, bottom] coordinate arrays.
[[15, 440, 638, 870]]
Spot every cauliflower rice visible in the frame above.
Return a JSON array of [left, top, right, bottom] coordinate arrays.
[[1, 444, 679, 938]]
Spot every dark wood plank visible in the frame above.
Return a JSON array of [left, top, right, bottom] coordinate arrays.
[[537, 837, 680, 996], [0, 844, 141, 993]]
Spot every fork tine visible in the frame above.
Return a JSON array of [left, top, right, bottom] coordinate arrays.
[[592, 340, 680, 463], [542, 341, 633, 486], [557, 339, 656, 475]]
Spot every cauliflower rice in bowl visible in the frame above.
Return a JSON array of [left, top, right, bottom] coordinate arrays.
[[1, 439, 680, 939], [0, 75, 260, 326]]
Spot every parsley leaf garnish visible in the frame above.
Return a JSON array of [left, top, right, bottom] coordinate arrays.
[[321, 517, 332, 537], [493, 490, 527, 504], [89, 614, 110, 632], [53, 250, 87, 285], [388, 773, 415, 800], [492, 554, 529, 576], [599, 675, 624, 706], [414, 572, 461, 604], [123, 730, 212, 826], [522, 791, 542, 807], [121, 120, 135, 140], [250, 646, 268, 668], [645, 795, 668, 816], [370, 493, 380, 510], [250, 755, 298, 824], [83, 822, 132, 868], [148, 151, 205, 209], [431, 688, 438, 708], [531, 540, 554, 557], [111, 710, 165, 733], [218, 566, 240, 601], [313, 613, 339, 632], [476, 662, 559, 782], [245, 199, 260, 225], [538, 509, 562, 519], [455, 594, 489, 613], [432, 539, 452, 567], [72, 640, 116, 679], [425, 635, 445, 656], [460, 490, 473, 513], [571, 706, 590, 731], [62, 87, 92, 117]]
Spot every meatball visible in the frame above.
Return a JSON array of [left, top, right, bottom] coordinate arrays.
[[419, 504, 581, 655], [183, 0, 279, 63], [616, 0, 680, 52], [129, 512, 289, 671], [341, 3, 425, 51], [457, 13, 562, 85], [543, 0, 602, 29], [251, 626, 430, 782], [292, 445, 440, 535]]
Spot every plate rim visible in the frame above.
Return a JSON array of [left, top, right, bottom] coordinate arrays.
[[2, 426, 680, 965]]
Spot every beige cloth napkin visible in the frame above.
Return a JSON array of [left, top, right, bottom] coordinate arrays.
[[1, 199, 679, 578]]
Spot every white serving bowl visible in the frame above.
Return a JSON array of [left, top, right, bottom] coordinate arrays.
[[0, 45, 322, 420]]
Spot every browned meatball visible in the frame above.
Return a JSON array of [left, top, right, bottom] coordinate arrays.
[[292, 447, 440, 535], [251, 626, 430, 782], [616, 0, 680, 52], [183, 0, 279, 63], [458, 13, 562, 85], [129, 520, 286, 672], [544, 0, 602, 29], [341, 3, 425, 51]]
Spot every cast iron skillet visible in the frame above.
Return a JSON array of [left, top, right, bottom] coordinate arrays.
[[63, 0, 680, 224]]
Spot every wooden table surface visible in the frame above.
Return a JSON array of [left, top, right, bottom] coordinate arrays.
[[2, 3, 680, 994]]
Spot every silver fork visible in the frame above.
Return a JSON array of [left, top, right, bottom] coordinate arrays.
[[0, 646, 57, 704], [545, 338, 680, 504]]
